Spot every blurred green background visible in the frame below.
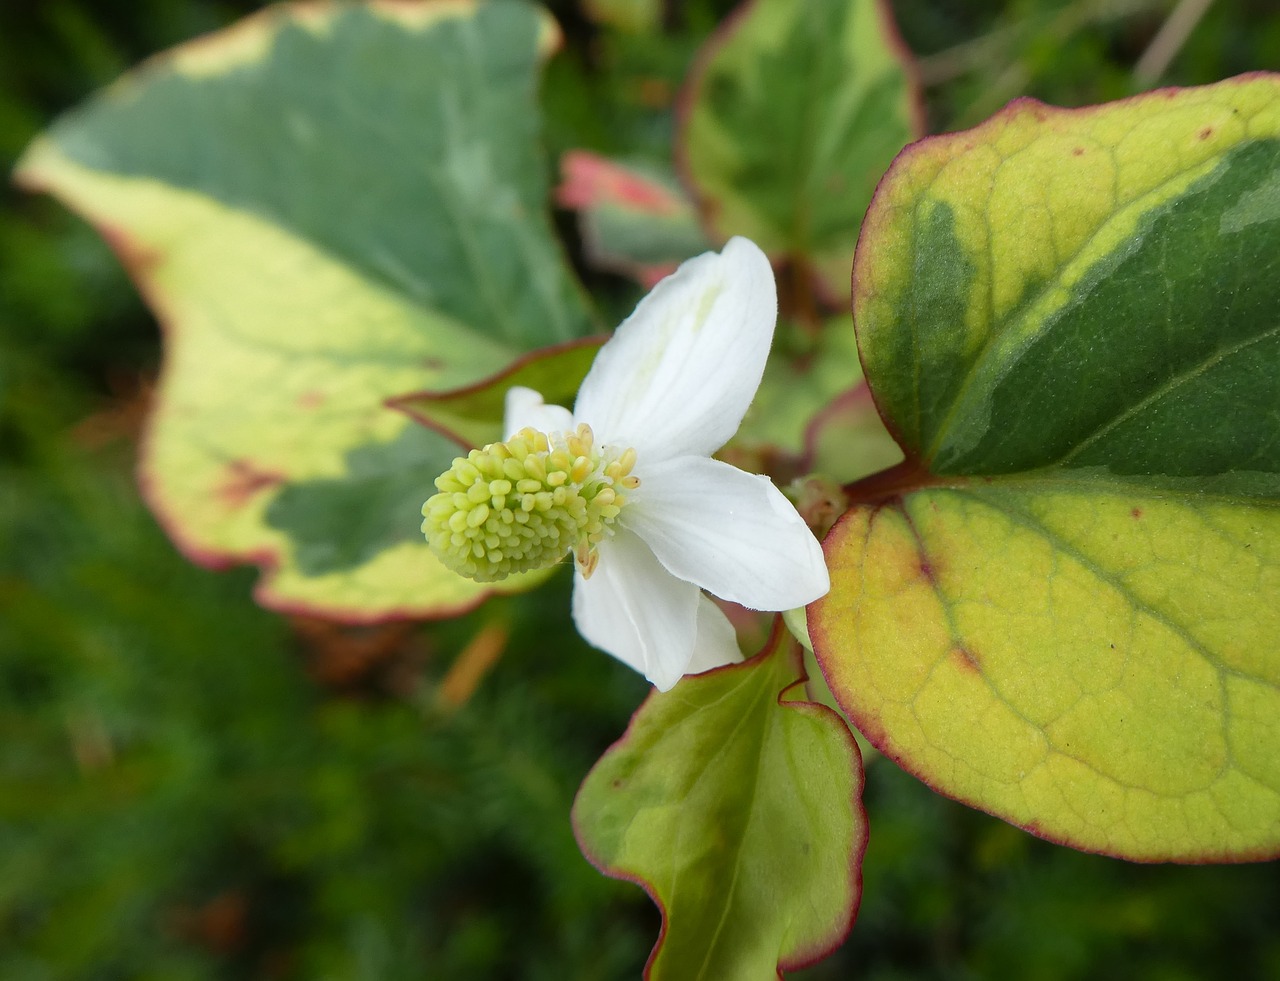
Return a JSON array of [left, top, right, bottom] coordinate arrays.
[[3, 1, 1279, 978]]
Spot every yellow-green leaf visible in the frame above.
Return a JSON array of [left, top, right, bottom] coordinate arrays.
[[15, 1, 590, 620], [813, 77, 1280, 860]]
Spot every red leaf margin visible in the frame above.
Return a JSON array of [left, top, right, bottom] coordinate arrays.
[[571, 620, 869, 978], [388, 335, 606, 450], [825, 78, 1280, 861], [12, 0, 572, 627]]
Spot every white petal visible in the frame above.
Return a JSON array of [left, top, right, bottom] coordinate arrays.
[[574, 236, 776, 462], [623, 456, 830, 610], [571, 528, 701, 691], [504, 386, 575, 440], [683, 596, 744, 676]]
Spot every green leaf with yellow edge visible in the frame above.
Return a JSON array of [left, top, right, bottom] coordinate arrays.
[[679, 0, 920, 303], [812, 77, 1280, 861], [15, 1, 591, 620], [573, 627, 865, 979]]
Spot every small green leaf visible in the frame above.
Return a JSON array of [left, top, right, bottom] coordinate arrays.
[[557, 150, 710, 286], [16, 1, 591, 619], [391, 337, 605, 451], [680, 0, 920, 302], [813, 77, 1280, 860], [574, 629, 865, 979]]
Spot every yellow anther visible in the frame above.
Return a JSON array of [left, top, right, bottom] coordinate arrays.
[[576, 540, 600, 579]]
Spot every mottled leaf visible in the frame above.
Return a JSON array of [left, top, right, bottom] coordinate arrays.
[[680, 0, 920, 302], [16, 1, 590, 620], [812, 78, 1280, 860]]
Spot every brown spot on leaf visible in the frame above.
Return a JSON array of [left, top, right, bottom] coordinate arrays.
[[952, 646, 981, 673], [1072, 146, 1085, 156], [919, 560, 937, 585], [1199, 126, 1213, 140], [1131, 507, 1143, 520], [214, 459, 285, 509], [296, 390, 326, 409]]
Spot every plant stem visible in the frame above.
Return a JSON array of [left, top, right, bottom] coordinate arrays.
[[1133, 0, 1216, 85]]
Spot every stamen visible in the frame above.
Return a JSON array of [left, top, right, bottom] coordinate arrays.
[[422, 424, 638, 582]]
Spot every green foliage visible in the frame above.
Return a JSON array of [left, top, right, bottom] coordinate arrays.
[[681, 0, 919, 302], [16, 1, 593, 621], [813, 80, 1280, 859], [0, 376, 652, 979], [5, 0, 1280, 977], [575, 633, 864, 977]]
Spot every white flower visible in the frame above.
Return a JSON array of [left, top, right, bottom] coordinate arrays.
[[423, 237, 829, 690]]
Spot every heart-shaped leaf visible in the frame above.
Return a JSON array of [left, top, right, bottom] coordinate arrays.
[[16, 1, 591, 620], [679, 0, 921, 303], [811, 77, 1280, 860], [574, 627, 865, 979]]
